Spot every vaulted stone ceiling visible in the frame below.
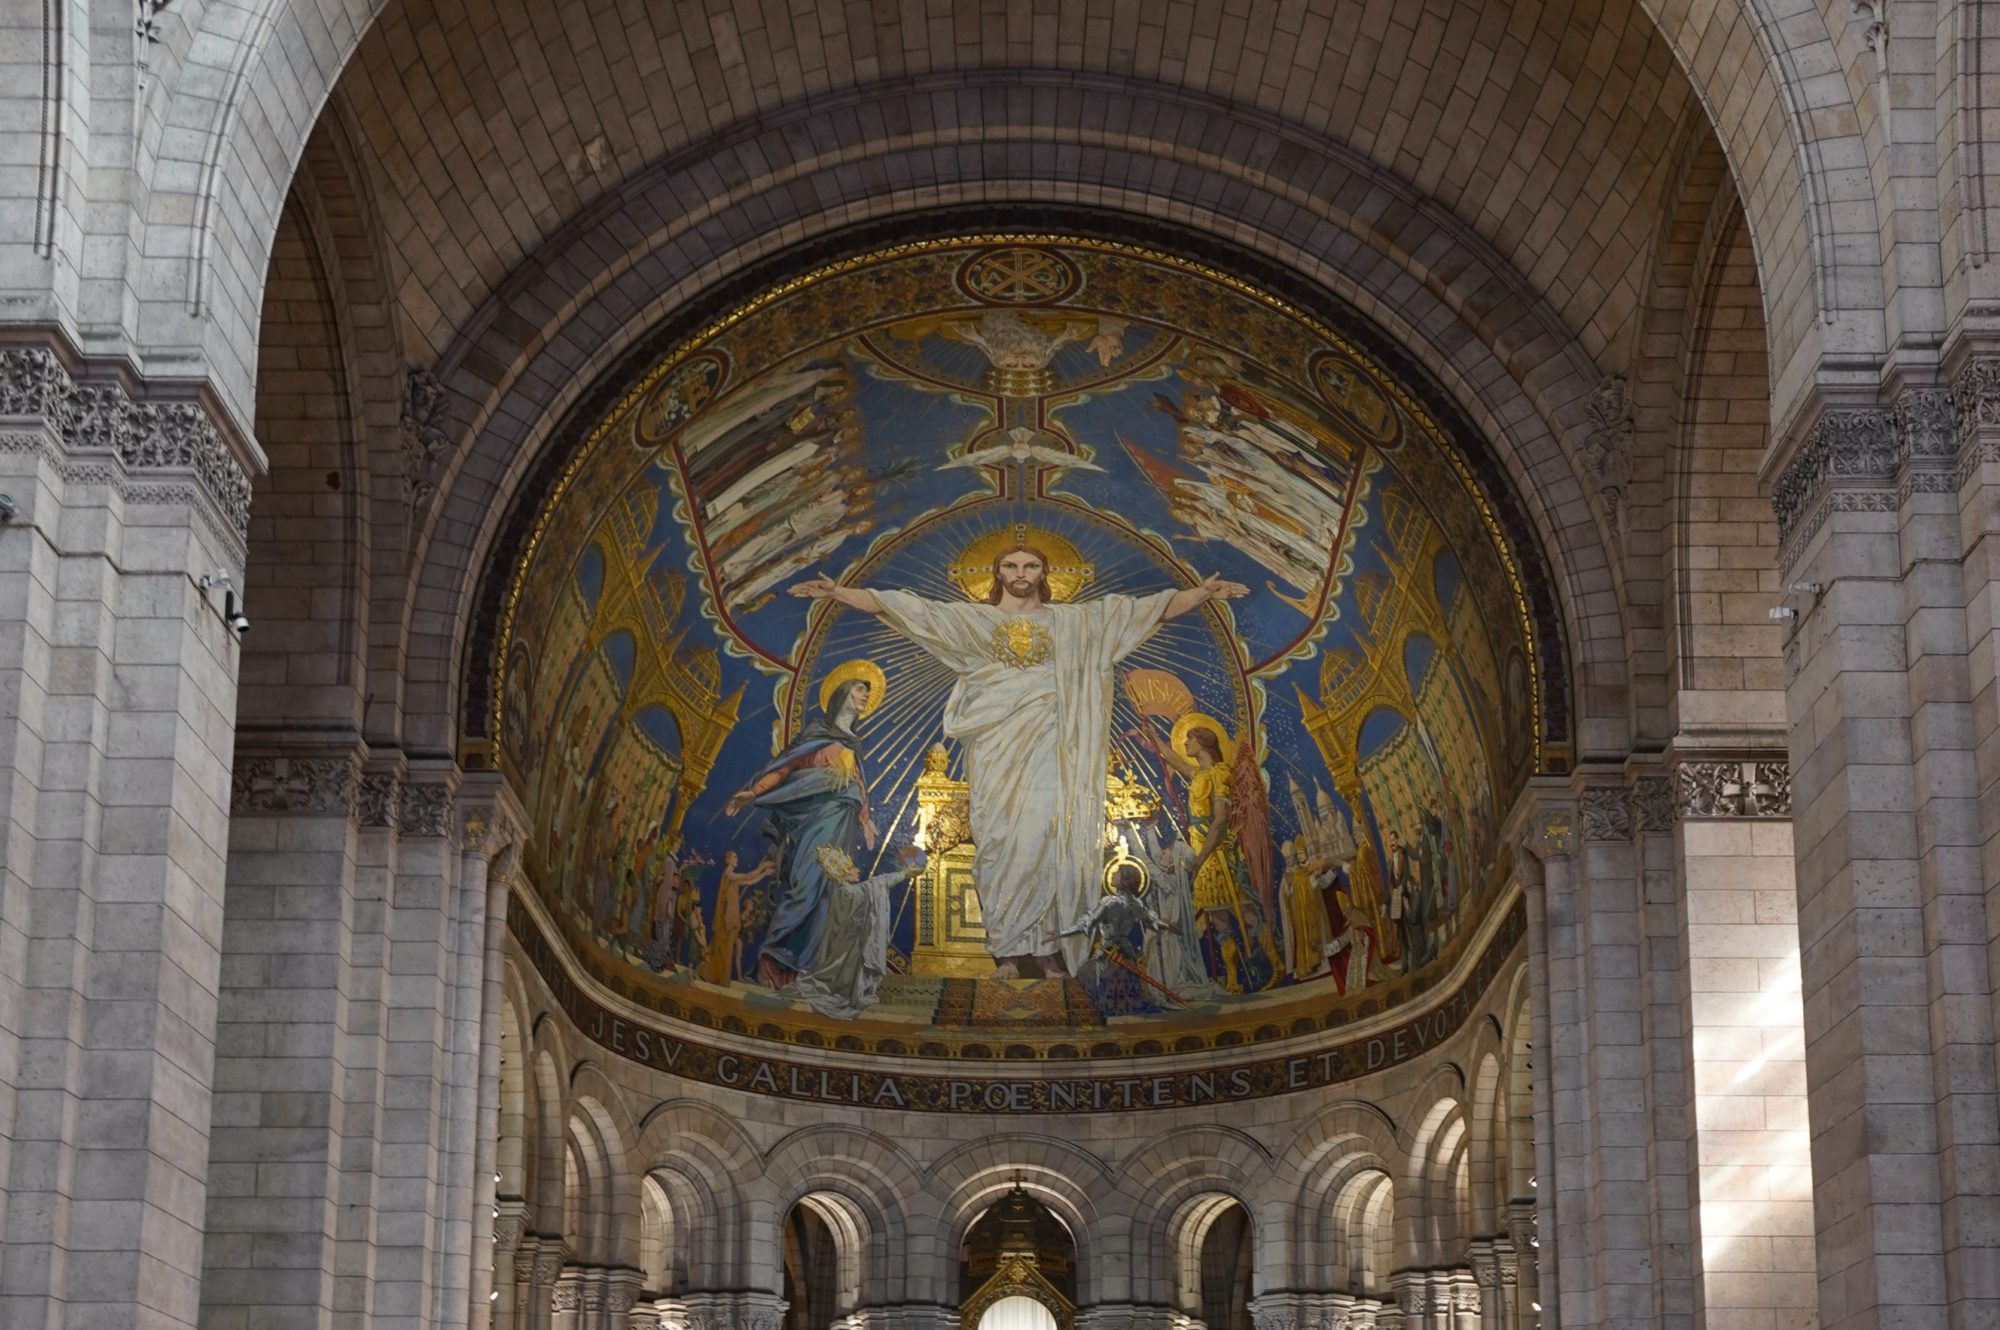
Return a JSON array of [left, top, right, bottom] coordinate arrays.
[[325, 0, 1703, 372]]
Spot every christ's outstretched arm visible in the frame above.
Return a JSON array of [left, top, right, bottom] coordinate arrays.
[[790, 572, 882, 613], [1162, 572, 1251, 620]]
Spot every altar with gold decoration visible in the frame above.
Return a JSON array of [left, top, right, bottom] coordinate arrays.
[[907, 744, 1162, 978]]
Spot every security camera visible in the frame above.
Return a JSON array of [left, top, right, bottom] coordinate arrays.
[[0, 492, 16, 520], [1768, 606, 1798, 620], [224, 590, 249, 636]]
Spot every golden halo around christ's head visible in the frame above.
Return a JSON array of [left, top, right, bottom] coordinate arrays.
[[948, 523, 1095, 602], [819, 659, 887, 717]]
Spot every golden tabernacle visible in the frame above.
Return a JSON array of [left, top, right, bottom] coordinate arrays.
[[909, 745, 1161, 977]]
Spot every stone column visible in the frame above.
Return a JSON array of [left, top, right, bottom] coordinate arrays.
[[1568, 783, 1654, 1325], [551, 1267, 585, 1330], [200, 745, 364, 1330], [1772, 397, 1995, 1330], [1506, 852, 1550, 1329], [461, 783, 527, 1330], [1446, 1271, 1481, 1330], [1467, 1242, 1503, 1330], [0, 343, 257, 1330], [601, 1269, 646, 1330], [1940, 354, 2000, 1330], [492, 1202, 530, 1330], [1505, 1203, 1539, 1327], [1629, 775, 1695, 1330], [525, 1241, 566, 1330], [1516, 803, 1576, 1327], [1384, 1270, 1428, 1330], [1668, 757, 1816, 1330], [379, 765, 462, 1330]]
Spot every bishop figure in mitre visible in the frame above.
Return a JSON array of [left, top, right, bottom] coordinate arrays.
[[791, 540, 1246, 978]]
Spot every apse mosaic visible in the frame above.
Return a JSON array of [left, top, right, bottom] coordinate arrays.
[[491, 238, 1546, 1059]]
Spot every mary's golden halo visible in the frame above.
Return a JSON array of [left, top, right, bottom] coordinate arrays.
[[949, 523, 1095, 602], [818, 659, 887, 717]]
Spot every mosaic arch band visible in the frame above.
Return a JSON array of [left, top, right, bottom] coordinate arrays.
[[490, 236, 1554, 1063], [790, 547, 1247, 978]]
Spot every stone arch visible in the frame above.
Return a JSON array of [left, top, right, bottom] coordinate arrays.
[[495, 976, 533, 1203], [153, 0, 1858, 443], [565, 1073, 640, 1268], [561, 1109, 608, 1263], [280, 109, 427, 744], [525, 1015, 571, 1235], [784, 1190, 870, 1320], [931, 1135, 1111, 1306], [1465, 1029, 1509, 1237], [630, 1100, 763, 1292], [1115, 1126, 1272, 1308], [1326, 1166, 1397, 1299], [636, 1172, 680, 1296], [428, 167, 1615, 763], [1502, 973, 1538, 1205], [1398, 1067, 1473, 1268], [758, 1124, 939, 1308], [1165, 1192, 1254, 1318], [1267, 1100, 1405, 1288]]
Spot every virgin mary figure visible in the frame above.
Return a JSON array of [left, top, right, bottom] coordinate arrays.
[[725, 660, 885, 989]]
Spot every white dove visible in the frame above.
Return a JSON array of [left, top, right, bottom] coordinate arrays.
[[938, 426, 1105, 474]]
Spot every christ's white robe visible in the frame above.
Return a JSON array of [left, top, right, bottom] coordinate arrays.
[[874, 588, 1179, 973]]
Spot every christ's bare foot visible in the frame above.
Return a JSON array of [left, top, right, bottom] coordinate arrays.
[[990, 961, 1021, 980]]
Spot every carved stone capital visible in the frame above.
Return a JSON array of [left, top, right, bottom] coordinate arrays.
[[599, 1267, 645, 1315], [1579, 787, 1632, 841], [1631, 775, 1674, 832], [680, 1290, 789, 1330], [1673, 758, 1791, 819], [1248, 1293, 1340, 1330], [1771, 407, 1896, 552], [1894, 384, 1957, 460], [532, 1245, 567, 1285], [1506, 1199, 1539, 1258], [513, 1239, 540, 1284], [357, 772, 400, 827], [0, 343, 253, 553], [0, 346, 74, 426], [1522, 806, 1574, 861], [230, 754, 360, 816], [397, 776, 456, 838], [458, 788, 527, 863], [1952, 356, 2000, 449], [493, 1204, 529, 1253]]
